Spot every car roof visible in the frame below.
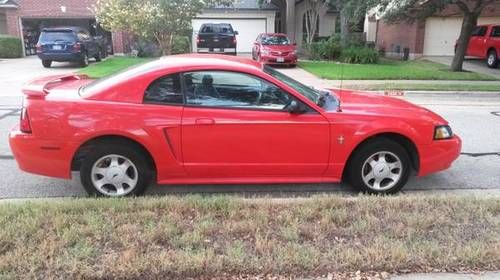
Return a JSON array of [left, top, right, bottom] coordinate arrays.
[[42, 26, 84, 32], [153, 54, 261, 71], [260, 33, 288, 37]]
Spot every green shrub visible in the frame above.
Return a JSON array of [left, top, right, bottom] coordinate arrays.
[[0, 35, 23, 58], [305, 36, 342, 60], [341, 46, 379, 64], [171, 36, 190, 54]]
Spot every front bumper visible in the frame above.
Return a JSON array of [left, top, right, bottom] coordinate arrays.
[[260, 54, 297, 65], [418, 135, 462, 176], [9, 126, 74, 179]]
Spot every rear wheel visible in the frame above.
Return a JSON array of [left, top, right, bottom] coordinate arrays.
[[487, 50, 498, 68], [42, 60, 52, 68], [80, 52, 89, 67], [346, 138, 411, 194], [94, 50, 102, 62], [80, 143, 152, 197]]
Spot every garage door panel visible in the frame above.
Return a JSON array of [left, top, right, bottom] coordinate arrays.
[[192, 18, 267, 53], [424, 17, 500, 56]]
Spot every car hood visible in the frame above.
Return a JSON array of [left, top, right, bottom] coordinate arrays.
[[332, 90, 446, 125], [262, 45, 296, 52]]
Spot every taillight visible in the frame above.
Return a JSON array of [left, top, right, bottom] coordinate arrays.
[[196, 35, 200, 45], [36, 43, 42, 53], [72, 42, 81, 53], [20, 107, 32, 133], [232, 37, 237, 45]]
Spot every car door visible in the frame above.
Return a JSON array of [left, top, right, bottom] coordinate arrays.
[[468, 26, 487, 57], [489, 26, 500, 52], [180, 70, 330, 178]]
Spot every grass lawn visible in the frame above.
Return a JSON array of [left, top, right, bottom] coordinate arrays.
[[0, 195, 498, 279], [347, 83, 500, 92], [299, 59, 499, 81], [78, 57, 153, 79]]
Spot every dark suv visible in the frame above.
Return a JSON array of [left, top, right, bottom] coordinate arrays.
[[196, 23, 238, 55], [36, 26, 107, 68]]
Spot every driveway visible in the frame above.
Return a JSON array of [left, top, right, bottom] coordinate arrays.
[[425, 56, 500, 79], [0, 56, 80, 97]]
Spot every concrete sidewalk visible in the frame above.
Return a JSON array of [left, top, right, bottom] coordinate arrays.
[[276, 67, 500, 90], [390, 271, 500, 280]]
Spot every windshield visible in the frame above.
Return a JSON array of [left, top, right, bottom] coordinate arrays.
[[39, 31, 76, 43], [262, 35, 290, 45], [264, 65, 320, 103]]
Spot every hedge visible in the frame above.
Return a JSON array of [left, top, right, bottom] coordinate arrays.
[[0, 35, 23, 58]]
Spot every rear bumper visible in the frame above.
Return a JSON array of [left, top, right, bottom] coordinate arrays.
[[260, 54, 297, 65], [9, 126, 74, 179], [37, 52, 83, 62], [197, 47, 237, 54], [418, 135, 462, 176]]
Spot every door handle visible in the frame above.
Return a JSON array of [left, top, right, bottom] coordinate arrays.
[[195, 118, 215, 125]]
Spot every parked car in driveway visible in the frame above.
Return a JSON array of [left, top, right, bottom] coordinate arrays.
[[36, 26, 107, 68], [9, 54, 461, 197], [252, 33, 297, 67], [457, 24, 500, 68], [196, 23, 238, 55]]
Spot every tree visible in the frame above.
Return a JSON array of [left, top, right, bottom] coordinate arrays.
[[94, 0, 233, 55], [329, 0, 380, 46], [378, 0, 500, 71], [303, 0, 327, 44]]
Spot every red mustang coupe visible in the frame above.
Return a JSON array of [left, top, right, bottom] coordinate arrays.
[[9, 54, 461, 197], [252, 33, 297, 66]]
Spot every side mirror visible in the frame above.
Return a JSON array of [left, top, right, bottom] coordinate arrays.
[[286, 100, 306, 114], [234, 31, 239, 35]]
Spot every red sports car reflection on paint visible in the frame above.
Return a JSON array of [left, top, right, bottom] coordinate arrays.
[[9, 54, 461, 197]]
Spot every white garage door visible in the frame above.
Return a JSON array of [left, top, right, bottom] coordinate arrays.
[[192, 18, 268, 53], [424, 17, 500, 56]]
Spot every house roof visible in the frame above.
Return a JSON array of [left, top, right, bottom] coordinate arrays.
[[0, 0, 18, 8], [209, 0, 279, 11]]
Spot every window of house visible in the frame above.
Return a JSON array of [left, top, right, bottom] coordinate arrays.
[[183, 71, 293, 110], [144, 74, 183, 105]]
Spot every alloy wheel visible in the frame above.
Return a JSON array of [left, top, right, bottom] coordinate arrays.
[[91, 154, 138, 196], [361, 151, 403, 191]]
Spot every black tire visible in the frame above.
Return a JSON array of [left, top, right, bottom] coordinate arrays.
[[94, 50, 102, 62], [80, 142, 152, 197], [487, 50, 498, 68], [42, 60, 52, 68], [80, 52, 89, 67], [346, 138, 411, 194]]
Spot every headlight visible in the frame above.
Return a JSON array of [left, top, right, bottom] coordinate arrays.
[[434, 125, 453, 140]]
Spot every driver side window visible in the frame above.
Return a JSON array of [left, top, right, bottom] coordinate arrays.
[[183, 71, 293, 110]]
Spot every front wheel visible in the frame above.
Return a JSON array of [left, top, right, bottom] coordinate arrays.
[[487, 50, 498, 68], [80, 52, 89, 67], [346, 138, 411, 194], [80, 143, 152, 197]]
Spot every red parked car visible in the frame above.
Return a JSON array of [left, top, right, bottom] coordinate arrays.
[[252, 33, 297, 67], [458, 24, 500, 68], [9, 54, 461, 197]]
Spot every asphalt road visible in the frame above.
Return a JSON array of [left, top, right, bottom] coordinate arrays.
[[0, 57, 499, 198]]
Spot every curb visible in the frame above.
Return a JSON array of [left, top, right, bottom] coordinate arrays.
[[362, 90, 500, 98]]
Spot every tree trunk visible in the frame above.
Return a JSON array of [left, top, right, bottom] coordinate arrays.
[[340, 8, 350, 47], [451, 12, 479, 71], [156, 33, 174, 56]]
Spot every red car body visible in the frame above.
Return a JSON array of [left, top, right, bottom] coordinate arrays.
[[9, 54, 461, 195], [252, 33, 298, 66], [459, 24, 500, 68]]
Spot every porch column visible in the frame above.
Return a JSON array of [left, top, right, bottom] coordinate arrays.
[[285, 0, 295, 43]]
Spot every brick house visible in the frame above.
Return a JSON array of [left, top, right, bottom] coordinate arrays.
[[365, 3, 500, 58], [0, 0, 131, 56], [1, 0, 339, 56]]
